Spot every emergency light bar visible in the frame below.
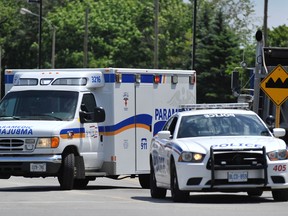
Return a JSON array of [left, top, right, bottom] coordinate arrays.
[[180, 103, 249, 111]]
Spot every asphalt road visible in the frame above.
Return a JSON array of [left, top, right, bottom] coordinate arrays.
[[0, 176, 287, 216]]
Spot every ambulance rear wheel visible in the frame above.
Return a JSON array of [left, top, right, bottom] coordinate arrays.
[[58, 153, 75, 190], [73, 179, 89, 189]]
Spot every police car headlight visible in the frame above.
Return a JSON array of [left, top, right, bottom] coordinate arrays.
[[267, 149, 288, 161], [37, 137, 59, 148], [179, 152, 205, 162]]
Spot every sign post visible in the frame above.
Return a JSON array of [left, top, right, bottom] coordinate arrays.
[[260, 65, 288, 127]]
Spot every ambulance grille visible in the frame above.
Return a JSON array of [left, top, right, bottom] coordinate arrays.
[[0, 139, 24, 152]]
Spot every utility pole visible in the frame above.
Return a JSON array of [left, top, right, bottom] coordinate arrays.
[[154, 0, 159, 69], [192, 0, 197, 70], [27, 0, 43, 68], [263, 0, 268, 46], [83, 8, 89, 68], [38, 0, 43, 68], [0, 17, 8, 99]]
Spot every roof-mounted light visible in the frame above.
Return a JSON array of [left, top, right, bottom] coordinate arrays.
[[171, 75, 178, 84], [115, 73, 122, 83], [135, 74, 141, 83], [40, 78, 53, 85], [15, 78, 38, 86], [180, 103, 249, 111], [52, 78, 87, 86], [153, 74, 160, 84], [189, 73, 196, 85]]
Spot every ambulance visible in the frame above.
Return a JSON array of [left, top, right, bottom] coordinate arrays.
[[0, 68, 196, 190]]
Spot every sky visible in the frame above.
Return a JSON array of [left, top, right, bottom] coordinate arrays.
[[254, 0, 288, 28], [183, 0, 288, 28]]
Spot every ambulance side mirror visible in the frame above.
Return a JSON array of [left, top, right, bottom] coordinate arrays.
[[94, 107, 105, 123], [79, 107, 105, 123]]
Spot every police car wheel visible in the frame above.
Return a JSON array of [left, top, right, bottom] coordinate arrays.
[[139, 174, 150, 189], [247, 189, 263, 197], [58, 153, 75, 190], [171, 161, 189, 203], [272, 189, 288, 202], [150, 160, 167, 199]]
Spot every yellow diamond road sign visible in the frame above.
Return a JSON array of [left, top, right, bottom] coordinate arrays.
[[260, 64, 288, 106]]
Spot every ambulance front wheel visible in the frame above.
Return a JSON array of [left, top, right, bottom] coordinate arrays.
[[58, 153, 75, 190]]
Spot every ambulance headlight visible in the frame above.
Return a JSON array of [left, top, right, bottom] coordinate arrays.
[[179, 151, 205, 163], [37, 137, 59, 148], [267, 149, 288, 161]]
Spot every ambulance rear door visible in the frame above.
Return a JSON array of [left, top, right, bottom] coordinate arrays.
[[135, 79, 154, 172]]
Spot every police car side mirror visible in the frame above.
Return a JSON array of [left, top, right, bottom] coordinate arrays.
[[158, 131, 171, 139], [273, 128, 286, 138], [94, 107, 105, 123]]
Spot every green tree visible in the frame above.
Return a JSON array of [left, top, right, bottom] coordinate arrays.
[[267, 25, 288, 47], [43, 0, 192, 69], [196, 2, 241, 103]]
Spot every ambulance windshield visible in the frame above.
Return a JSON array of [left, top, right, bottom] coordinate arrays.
[[0, 90, 78, 121]]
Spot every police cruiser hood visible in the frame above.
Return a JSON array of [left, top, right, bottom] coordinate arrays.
[[176, 136, 286, 154]]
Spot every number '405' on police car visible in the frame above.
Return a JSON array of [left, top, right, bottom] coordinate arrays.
[[150, 103, 288, 202]]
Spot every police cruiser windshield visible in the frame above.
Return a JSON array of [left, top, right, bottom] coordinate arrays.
[[177, 113, 271, 138], [0, 91, 78, 121]]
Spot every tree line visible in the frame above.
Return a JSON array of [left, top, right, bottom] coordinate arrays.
[[0, 0, 287, 102]]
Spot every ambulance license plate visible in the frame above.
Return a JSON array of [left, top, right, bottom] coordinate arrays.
[[30, 163, 46, 172], [228, 171, 248, 182]]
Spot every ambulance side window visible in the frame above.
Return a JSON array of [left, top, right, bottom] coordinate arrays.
[[81, 93, 96, 112]]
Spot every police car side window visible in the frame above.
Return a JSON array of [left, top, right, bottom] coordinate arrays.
[[163, 117, 178, 138], [81, 93, 96, 112]]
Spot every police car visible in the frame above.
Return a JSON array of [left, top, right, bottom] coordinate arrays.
[[149, 103, 288, 202]]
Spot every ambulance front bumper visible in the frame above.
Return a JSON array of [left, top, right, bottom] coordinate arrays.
[[0, 155, 62, 177]]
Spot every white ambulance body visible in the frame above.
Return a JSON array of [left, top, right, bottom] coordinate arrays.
[[0, 68, 196, 189]]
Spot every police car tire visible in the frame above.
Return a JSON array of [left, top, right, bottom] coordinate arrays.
[[150, 162, 167, 199], [247, 189, 263, 197], [171, 161, 189, 203], [58, 153, 75, 190], [272, 189, 288, 202], [139, 174, 150, 189]]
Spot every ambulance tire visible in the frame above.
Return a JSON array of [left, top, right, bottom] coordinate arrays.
[[272, 189, 288, 202], [150, 161, 167, 199], [73, 179, 89, 189], [139, 174, 150, 189], [171, 161, 189, 203], [58, 153, 75, 190]]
